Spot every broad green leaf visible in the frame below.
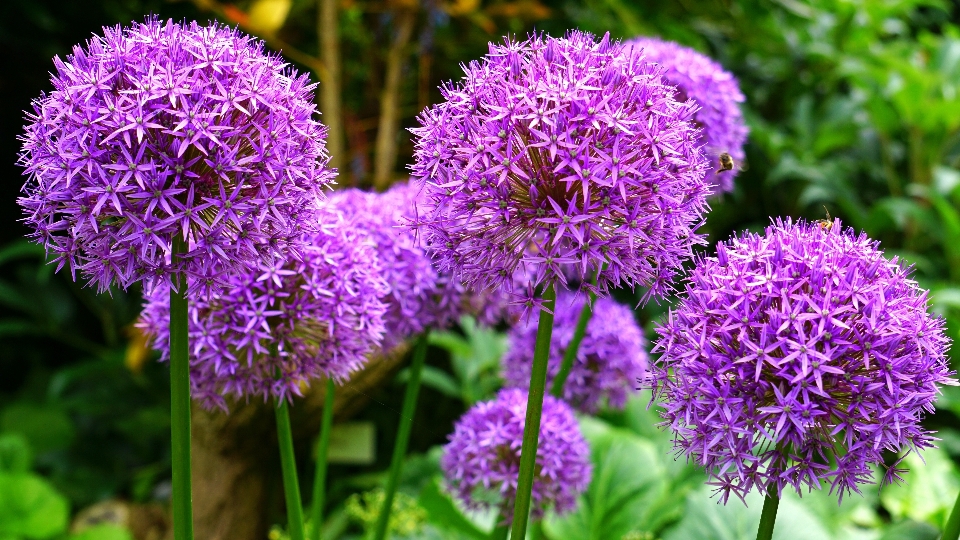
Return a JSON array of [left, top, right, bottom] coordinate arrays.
[[662, 487, 832, 540], [0, 471, 69, 538], [0, 319, 40, 338], [0, 242, 45, 268], [876, 520, 939, 540], [929, 190, 960, 281], [935, 385, 960, 418], [879, 447, 960, 529], [544, 416, 675, 540], [326, 422, 375, 465], [428, 332, 472, 359], [69, 524, 134, 540], [0, 405, 75, 455], [429, 316, 507, 405], [399, 365, 461, 400], [930, 287, 960, 314], [0, 433, 33, 474], [418, 476, 486, 540]]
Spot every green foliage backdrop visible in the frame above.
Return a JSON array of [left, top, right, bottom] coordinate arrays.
[[1, 0, 959, 539]]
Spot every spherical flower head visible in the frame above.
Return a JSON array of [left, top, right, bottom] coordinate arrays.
[[138, 203, 388, 409], [625, 37, 748, 194], [645, 218, 955, 504], [18, 18, 333, 294], [330, 182, 508, 349], [441, 388, 592, 522], [410, 31, 710, 302], [502, 291, 648, 413]]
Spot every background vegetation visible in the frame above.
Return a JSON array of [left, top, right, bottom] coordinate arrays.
[[1, 0, 960, 538]]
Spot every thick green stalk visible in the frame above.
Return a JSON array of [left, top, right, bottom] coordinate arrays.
[[943, 490, 960, 540], [510, 283, 557, 540], [549, 289, 595, 398], [755, 488, 780, 540], [276, 398, 306, 540], [372, 333, 430, 540], [169, 235, 194, 540], [309, 378, 336, 540]]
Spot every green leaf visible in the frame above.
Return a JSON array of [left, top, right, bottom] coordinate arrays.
[[0, 241, 46, 268], [931, 287, 960, 314], [0, 404, 75, 456], [69, 524, 134, 540], [879, 447, 960, 529], [429, 316, 507, 405], [544, 416, 685, 540], [929, 190, 960, 281], [428, 332, 472, 359], [399, 365, 461, 400], [0, 319, 41, 338], [662, 487, 832, 540], [326, 422, 376, 465], [0, 433, 33, 474], [877, 519, 939, 540], [418, 476, 486, 540], [0, 471, 69, 538]]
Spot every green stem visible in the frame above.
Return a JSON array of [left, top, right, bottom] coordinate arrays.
[[372, 332, 430, 540], [549, 289, 595, 398], [309, 378, 336, 540], [169, 235, 194, 540], [755, 488, 780, 540], [276, 398, 306, 540], [510, 283, 557, 540], [943, 489, 960, 540]]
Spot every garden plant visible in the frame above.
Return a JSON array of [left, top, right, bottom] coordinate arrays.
[[2, 1, 960, 540]]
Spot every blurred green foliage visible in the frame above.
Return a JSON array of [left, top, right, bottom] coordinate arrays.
[[2, 0, 960, 538]]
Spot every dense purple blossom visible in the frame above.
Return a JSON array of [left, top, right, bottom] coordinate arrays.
[[645, 218, 955, 503], [502, 291, 648, 413], [138, 204, 388, 409], [625, 37, 748, 194], [330, 183, 507, 348], [18, 18, 332, 293], [410, 31, 710, 302], [441, 388, 591, 521]]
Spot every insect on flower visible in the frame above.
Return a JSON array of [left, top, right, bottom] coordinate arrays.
[[624, 37, 748, 195], [717, 152, 736, 174], [816, 205, 833, 232]]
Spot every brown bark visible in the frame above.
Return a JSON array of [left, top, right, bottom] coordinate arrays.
[[372, 9, 417, 191], [318, 0, 345, 174], [190, 344, 410, 540]]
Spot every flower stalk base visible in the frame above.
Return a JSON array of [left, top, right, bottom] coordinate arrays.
[[276, 398, 306, 540], [309, 378, 337, 540], [170, 235, 194, 540], [373, 333, 430, 540], [755, 489, 780, 540], [510, 283, 556, 539]]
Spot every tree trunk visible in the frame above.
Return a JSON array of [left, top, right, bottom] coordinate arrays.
[[318, 0, 345, 174], [190, 344, 410, 540], [372, 9, 417, 191]]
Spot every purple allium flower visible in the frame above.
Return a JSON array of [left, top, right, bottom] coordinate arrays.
[[138, 204, 388, 409], [410, 31, 710, 302], [645, 218, 955, 504], [330, 182, 507, 348], [18, 18, 332, 293], [441, 388, 591, 521], [502, 291, 648, 413], [625, 37, 748, 194]]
